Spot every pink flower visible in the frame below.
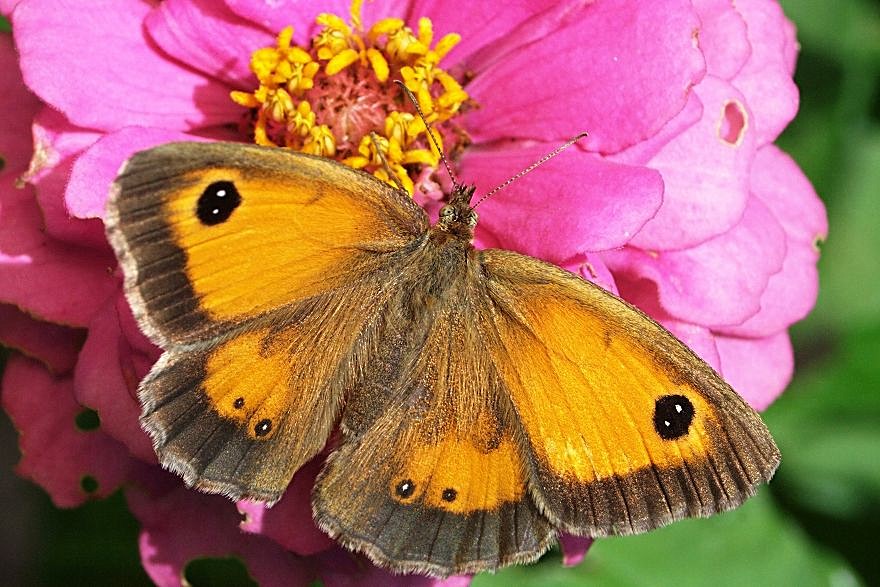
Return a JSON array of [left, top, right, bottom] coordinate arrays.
[[0, 0, 825, 583]]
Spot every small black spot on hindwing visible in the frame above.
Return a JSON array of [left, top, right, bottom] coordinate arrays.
[[653, 394, 694, 440], [396, 479, 415, 499], [254, 418, 272, 437], [442, 488, 457, 502], [233, 397, 245, 409], [197, 181, 241, 225]]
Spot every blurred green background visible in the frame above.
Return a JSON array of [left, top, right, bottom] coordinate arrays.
[[1, 0, 879, 584]]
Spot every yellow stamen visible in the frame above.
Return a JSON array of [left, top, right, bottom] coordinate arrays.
[[302, 125, 337, 157], [229, 0, 472, 195]]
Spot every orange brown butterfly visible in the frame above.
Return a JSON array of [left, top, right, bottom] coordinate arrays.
[[105, 99, 779, 577]]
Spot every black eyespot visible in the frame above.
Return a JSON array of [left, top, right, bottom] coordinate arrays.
[[197, 181, 241, 225], [254, 418, 272, 437], [653, 394, 695, 440], [233, 397, 245, 409], [395, 479, 415, 499], [442, 488, 457, 502], [80, 475, 99, 493]]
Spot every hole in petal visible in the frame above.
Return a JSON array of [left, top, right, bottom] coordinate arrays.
[[184, 557, 257, 587], [75, 409, 100, 431], [80, 475, 99, 493], [0, 155, 6, 172], [718, 100, 747, 146]]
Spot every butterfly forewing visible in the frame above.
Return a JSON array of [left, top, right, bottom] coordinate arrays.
[[479, 249, 780, 535], [106, 142, 428, 347]]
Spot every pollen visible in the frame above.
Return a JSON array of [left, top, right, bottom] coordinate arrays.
[[230, 0, 472, 195]]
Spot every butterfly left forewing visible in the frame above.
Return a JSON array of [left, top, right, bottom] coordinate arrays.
[[106, 141, 428, 347], [478, 249, 780, 536]]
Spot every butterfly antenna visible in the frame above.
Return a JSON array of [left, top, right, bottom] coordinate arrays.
[[471, 132, 590, 209], [369, 132, 407, 192], [394, 80, 460, 188]]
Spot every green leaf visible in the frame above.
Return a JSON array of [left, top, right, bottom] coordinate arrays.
[[473, 492, 860, 587], [780, 0, 880, 64], [812, 132, 880, 328], [764, 326, 880, 583]]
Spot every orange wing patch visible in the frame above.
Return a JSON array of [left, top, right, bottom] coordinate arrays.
[[165, 167, 414, 321], [203, 328, 295, 440], [389, 434, 525, 514], [492, 292, 715, 483]]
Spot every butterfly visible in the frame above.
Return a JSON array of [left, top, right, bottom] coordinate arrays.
[[105, 141, 779, 577]]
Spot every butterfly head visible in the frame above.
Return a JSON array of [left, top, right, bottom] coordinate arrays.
[[436, 184, 478, 240]]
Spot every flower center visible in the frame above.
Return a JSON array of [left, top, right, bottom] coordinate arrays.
[[231, 0, 472, 195]]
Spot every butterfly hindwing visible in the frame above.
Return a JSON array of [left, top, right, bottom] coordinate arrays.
[[479, 249, 781, 535], [313, 255, 555, 575]]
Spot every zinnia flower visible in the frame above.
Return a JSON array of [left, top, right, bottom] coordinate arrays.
[[1, 0, 826, 583]]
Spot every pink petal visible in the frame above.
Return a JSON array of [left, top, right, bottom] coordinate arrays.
[[223, 0, 410, 39], [315, 548, 470, 587], [612, 93, 704, 166], [128, 472, 314, 587], [562, 253, 619, 295], [715, 331, 793, 410], [604, 196, 786, 328], [238, 458, 335, 556], [26, 108, 108, 249], [0, 181, 118, 326], [1, 0, 20, 16], [462, 143, 663, 264], [781, 14, 798, 75], [74, 291, 157, 462], [749, 145, 827, 245], [0, 303, 84, 374], [731, 0, 799, 145], [1, 355, 132, 507], [67, 127, 210, 220], [417, 1, 592, 72], [693, 0, 751, 79], [25, 107, 102, 185], [0, 34, 40, 172], [630, 76, 756, 249], [720, 145, 826, 337], [558, 534, 593, 567], [664, 320, 722, 371], [12, 0, 241, 132], [145, 0, 275, 89], [464, 0, 705, 154]]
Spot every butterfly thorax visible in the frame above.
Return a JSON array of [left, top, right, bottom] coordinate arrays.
[[434, 185, 478, 243]]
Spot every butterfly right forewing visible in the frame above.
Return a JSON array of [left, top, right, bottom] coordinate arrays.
[[478, 249, 780, 536]]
